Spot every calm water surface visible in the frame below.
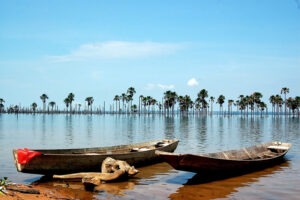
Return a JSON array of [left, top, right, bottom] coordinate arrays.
[[0, 114, 299, 199]]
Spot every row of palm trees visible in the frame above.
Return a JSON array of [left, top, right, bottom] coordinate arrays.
[[113, 87, 136, 113], [2, 93, 96, 114], [1, 87, 299, 116]]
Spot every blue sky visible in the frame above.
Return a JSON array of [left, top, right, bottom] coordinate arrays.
[[1, 0, 300, 109]]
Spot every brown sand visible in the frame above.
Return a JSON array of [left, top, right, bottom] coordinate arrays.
[[0, 183, 93, 200]]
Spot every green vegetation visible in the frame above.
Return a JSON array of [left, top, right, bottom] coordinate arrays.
[[1, 87, 300, 117], [0, 177, 9, 195]]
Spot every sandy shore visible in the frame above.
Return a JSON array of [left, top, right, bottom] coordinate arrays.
[[0, 182, 94, 200]]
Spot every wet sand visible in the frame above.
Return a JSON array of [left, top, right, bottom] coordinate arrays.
[[0, 183, 93, 200]]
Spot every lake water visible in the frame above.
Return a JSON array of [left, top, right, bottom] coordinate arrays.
[[0, 114, 300, 199]]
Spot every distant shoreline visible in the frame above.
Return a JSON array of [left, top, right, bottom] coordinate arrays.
[[1, 87, 299, 117], [0, 110, 299, 117]]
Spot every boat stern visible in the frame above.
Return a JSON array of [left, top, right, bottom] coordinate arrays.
[[268, 142, 292, 153]]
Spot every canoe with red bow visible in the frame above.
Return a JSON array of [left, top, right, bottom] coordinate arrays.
[[13, 139, 179, 175]]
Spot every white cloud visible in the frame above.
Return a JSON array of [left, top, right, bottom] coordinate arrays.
[[145, 83, 175, 90], [157, 84, 175, 90], [90, 70, 101, 80], [187, 78, 199, 87], [145, 83, 155, 90], [49, 41, 184, 62]]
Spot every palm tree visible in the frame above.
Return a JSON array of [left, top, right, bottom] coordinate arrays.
[[286, 97, 297, 116], [0, 104, 4, 113], [259, 102, 267, 116], [85, 97, 94, 113], [113, 95, 120, 113], [286, 96, 300, 116], [40, 94, 48, 112], [296, 96, 300, 116], [13, 105, 19, 114], [248, 95, 255, 116], [244, 96, 251, 115], [126, 95, 133, 113], [141, 96, 147, 113], [127, 87, 136, 97], [217, 95, 225, 114], [269, 95, 276, 114], [164, 90, 177, 114], [78, 104, 82, 113], [157, 102, 163, 113], [235, 100, 240, 113], [67, 93, 75, 113], [194, 102, 201, 114], [121, 93, 127, 113], [228, 99, 234, 115], [252, 92, 263, 112], [150, 97, 157, 113], [274, 94, 283, 115], [31, 102, 38, 113], [131, 104, 137, 113], [145, 96, 152, 113], [64, 98, 71, 112], [196, 89, 208, 114], [237, 98, 244, 115], [0, 98, 5, 113], [140, 96, 157, 113], [281, 87, 289, 115], [178, 95, 193, 114], [127, 87, 136, 112], [209, 96, 215, 115], [49, 101, 56, 112], [141, 96, 150, 113], [178, 96, 183, 112], [139, 95, 144, 114]]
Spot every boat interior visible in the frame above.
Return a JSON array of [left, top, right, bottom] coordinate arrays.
[[203, 142, 291, 161]]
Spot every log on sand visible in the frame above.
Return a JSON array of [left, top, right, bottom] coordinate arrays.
[[6, 184, 40, 194], [53, 157, 139, 186]]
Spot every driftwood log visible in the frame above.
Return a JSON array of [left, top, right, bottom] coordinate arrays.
[[53, 157, 138, 186], [6, 184, 40, 194]]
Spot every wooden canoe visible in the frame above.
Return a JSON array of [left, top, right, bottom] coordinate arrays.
[[13, 139, 179, 175], [156, 141, 291, 174]]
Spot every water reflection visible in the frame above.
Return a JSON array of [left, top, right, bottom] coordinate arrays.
[[94, 162, 176, 198], [235, 117, 267, 147], [0, 114, 299, 199], [36, 162, 175, 199], [196, 116, 208, 152], [179, 116, 189, 140], [169, 161, 290, 200], [65, 115, 74, 145], [249, 117, 264, 143], [271, 117, 300, 143], [86, 115, 93, 142], [164, 116, 175, 139], [126, 116, 136, 143], [34, 160, 292, 200], [41, 115, 46, 145], [30, 114, 37, 139]]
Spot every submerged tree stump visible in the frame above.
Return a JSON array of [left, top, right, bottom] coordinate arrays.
[[53, 157, 139, 186]]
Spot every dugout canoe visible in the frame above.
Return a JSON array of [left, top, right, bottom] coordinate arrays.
[[13, 139, 179, 175], [156, 141, 291, 174]]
